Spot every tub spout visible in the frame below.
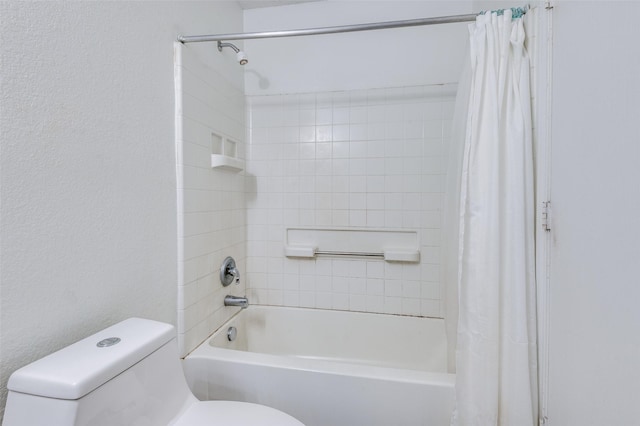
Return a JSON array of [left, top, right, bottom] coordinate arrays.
[[224, 295, 249, 308]]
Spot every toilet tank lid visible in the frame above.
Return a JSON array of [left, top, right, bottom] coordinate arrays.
[[7, 318, 175, 400]]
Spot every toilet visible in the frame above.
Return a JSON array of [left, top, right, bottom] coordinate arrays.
[[3, 318, 304, 425]]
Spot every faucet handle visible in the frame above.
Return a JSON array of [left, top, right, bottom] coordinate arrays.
[[220, 257, 240, 287], [229, 266, 240, 284]]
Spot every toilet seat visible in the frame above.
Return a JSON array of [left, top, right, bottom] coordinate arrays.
[[172, 401, 304, 426]]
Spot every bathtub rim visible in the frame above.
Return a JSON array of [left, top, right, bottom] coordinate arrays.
[[185, 305, 455, 388]]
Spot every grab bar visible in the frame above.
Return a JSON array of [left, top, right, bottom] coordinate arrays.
[[284, 246, 420, 262], [314, 250, 385, 258]]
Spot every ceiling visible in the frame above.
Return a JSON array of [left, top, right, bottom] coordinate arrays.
[[238, 0, 325, 10]]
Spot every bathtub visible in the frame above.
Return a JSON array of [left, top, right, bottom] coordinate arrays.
[[183, 306, 455, 426]]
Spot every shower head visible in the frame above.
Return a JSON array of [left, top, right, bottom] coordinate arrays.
[[217, 41, 248, 66]]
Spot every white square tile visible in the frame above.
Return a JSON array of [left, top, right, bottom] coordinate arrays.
[[366, 279, 384, 295], [300, 143, 316, 159], [332, 275, 350, 292], [332, 141, 349, 158], [366, 295, 384, 313], [349, 141, 367, 158], [332, 176, 350, 193], [300, 109, 316, 126], [349, 106, 367, 123], [332, 293, 350, 310], [267, 290, 284, 305], [332, 260, 350, 277], [384, 297, 402, 314], [366, 261, 384, 278], [367, 193, 385, 210], [384, 280, 403, 297], [299, 126, 316, 143], [332, 210, 349, 226], [366, 176, 385, 192], [366, 210, 385, 227], [401, 298, 421, 316], [316, 276, 332, 293], [385, 158, 404, 175], [299, 292, 316, 308], [300, 274, 316, 292], [316, 176, 332, 193], [283, 274, 299, 291], [316, 292, 333, 309], [332, 193, 349, 210], [349, 176, 367, 193], [316, 108, 332, 125], [421, 282, 440, 300], [349, 124, 367, 141], [349, 210, 366, 226], [349, 294, 366, 312], [366, 158, 385, 176], [316, 159, 332, 175], [316, 125, 332, 142], [283, 291, 300, 306], [333, 108, 350, 125], [384, 211, 402, 227], [402, 281, 421, 298], [316, 139, 332, 159], [349, 278, 366, 294], [421, 299, 441, 317]]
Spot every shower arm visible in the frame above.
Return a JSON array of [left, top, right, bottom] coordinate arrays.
[[178, 13, 478, 44], [217, 41, 239, 53]]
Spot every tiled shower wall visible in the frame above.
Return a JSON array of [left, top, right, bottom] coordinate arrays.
[[175, 44, 246, 356], [245, 85, 455, 318]]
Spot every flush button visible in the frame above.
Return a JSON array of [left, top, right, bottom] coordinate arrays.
[[97, 337, 121, 348]]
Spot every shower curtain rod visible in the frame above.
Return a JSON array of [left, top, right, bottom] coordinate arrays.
[[177, 13, 478, 44]]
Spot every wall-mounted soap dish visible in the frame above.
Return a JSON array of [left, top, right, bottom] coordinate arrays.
[[211, 154, 244, 172], [211, 132, 244, 172]]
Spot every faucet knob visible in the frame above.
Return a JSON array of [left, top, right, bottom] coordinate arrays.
[[229, 266, 240, 283], [220, 257, 240, 287]]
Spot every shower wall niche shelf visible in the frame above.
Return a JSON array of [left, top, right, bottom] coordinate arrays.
[[284, 227, 420, 263], [211, 154, 244, 172], [210, 132, 243, 172]]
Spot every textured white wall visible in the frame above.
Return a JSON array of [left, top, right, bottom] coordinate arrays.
[[546, 2, 640, 425], [243, 0, 474, 95], [0, 0, 242, 418]]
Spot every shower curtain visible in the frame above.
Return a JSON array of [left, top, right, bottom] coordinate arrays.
[[447, 9, 538, 425]]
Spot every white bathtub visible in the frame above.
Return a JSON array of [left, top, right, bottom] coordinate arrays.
[[183, 306, 455, 426]]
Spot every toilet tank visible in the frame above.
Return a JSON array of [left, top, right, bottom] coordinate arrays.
[[3, 318, 196, 426]]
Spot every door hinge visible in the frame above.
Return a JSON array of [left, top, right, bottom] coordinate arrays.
[[542, 201, 552, 232]]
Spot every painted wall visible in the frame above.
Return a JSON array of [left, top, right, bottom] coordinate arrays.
[[245, 85, 454, 316], [0, 0, 242, 418], [175, 43, 247, 356], [546, 2, 640, 424], [243, 0, 474, 95]]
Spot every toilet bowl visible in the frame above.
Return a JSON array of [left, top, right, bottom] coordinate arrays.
[[3, 318, 304, 425]]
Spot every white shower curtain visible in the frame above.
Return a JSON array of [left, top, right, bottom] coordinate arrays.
[[450, 9, 538, 426]]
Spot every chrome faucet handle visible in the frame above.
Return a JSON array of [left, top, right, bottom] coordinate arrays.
[[220, 257, 240, 287], [228, 266, 240, 283]]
